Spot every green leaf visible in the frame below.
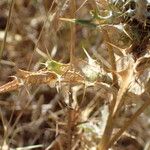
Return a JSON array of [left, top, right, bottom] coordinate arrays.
[[45, 60, 70, 75], [60, 18, 99, 28], [45, 60, 64, 75]]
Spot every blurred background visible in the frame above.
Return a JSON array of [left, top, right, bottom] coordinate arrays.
[[0, 0, 150, 150]]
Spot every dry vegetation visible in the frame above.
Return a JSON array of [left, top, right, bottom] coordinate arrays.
[[0, 0, 150, 150]]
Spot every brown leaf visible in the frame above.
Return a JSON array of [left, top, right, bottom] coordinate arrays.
[[0, 78, 20, 93], [25, 71, 57, 85], [17, 69, 33, 79], [61, 70, 85, 84], [113, 62, 134, 116], [0, 69, 57, 93]]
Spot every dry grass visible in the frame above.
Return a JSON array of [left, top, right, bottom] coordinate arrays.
[[0, 0, 150, 150]]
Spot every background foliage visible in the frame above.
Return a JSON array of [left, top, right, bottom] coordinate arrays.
[[0, 0, 150, 150]]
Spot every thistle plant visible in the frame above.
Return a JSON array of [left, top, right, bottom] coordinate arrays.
[[1, 0, 150, 150]]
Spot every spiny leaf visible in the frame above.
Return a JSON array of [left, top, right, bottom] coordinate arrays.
[[17, 69, 57, 84], [0, 70, 58, 94], [113, 61, 134, 116], [25, 71, 57, 85]]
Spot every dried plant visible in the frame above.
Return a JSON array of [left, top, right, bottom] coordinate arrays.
[[1, 0, 150, 150]]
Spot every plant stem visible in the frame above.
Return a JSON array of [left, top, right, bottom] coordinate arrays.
[[97, 94, 116, 150], [0, 0, 15, 60], [102, 29, 118, 87], [108, 98, 150, 148], [70, 0, 76, 65]]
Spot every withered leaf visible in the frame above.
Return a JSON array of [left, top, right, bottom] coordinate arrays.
[[0, 78, 20, 93], [113, 62, 134, 116]]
